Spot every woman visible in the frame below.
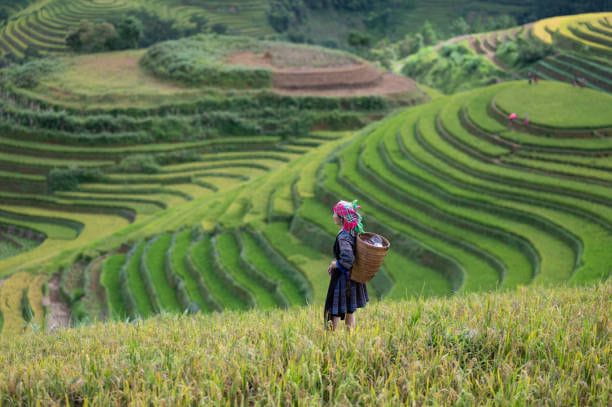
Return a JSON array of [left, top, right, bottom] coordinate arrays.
[[324, 200, 369, 331]]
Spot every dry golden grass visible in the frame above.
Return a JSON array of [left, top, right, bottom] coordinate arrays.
[[532, 12, 612, 45], [0, 282, 608, 405], [34, 50, 202, 108], [0, 272, 45, 335]]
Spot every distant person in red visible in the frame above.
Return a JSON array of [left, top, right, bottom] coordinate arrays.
[[508, 112, 518, 129]]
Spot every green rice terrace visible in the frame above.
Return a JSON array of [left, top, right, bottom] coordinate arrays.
[[0, 3, 610, 404], [0, 0, 534, 61], [0, 34, 426, 334], [399, 12, 612, 94], [0, 0, 273, 59], [0, 34, 610, 336]]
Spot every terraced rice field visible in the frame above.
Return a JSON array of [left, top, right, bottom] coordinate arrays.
[[0, 21, 610, 336], [1, 79, 608, 336], [532, 13, 612, 57], [0, 0, 272, 60], [463, 14, 612, 93], [0, 40, 420, 333]]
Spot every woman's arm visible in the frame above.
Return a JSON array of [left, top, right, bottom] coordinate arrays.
[[337, 236, 355, 270]]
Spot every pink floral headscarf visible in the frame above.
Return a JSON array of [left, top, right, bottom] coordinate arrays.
[[333, 200, 364, 234]]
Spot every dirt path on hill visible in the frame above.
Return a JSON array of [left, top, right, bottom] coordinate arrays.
[[42, 273, 70, 332]]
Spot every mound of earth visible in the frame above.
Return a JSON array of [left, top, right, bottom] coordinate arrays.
[[227, 51, 417, 96], [141, 35, 419, 98]]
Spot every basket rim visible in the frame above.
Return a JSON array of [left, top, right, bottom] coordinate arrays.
[[357, 232, 390, 249]]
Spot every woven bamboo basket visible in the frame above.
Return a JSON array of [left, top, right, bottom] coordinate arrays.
[[350, 232, 390, 283]]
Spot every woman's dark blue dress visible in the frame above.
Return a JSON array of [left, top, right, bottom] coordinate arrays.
[[324, 230, 369, 322]]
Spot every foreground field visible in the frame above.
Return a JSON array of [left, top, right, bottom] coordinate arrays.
[[0, 282, 608, 405]]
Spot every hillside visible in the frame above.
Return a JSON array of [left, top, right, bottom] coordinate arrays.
[[0, 9, 610, 341], [1, 72, 610, 335], [0, 0, 538, 61], [0, 282, 609, 404], [0, 36, 428, 333], [396, 12, 612, 94]]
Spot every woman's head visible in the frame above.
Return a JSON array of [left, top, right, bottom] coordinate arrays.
[[332, 200, 364, 233]]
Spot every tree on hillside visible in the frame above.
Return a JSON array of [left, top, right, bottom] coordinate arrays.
[[211, 23, 228, 34], [115, 16, 143, 49], [451, 17, 470, 36], [397, 33, 423, 58], [267, 0, 307, 32], [66, 21, 118, 53], [348, 31, 372, 48], [420, 21, 438, 46]]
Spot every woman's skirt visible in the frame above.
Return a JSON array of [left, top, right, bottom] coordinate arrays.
[[324, 267, 368, 321]]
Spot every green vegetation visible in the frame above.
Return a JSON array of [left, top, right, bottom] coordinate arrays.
[[0, 0, 274, 61], [123, 242, 154, 318], [0, 283, 609, 404], [0, 7, 610, 405], [142, 234, 181, 313], [0, 5, 610, 360], [402, 42, 508, 94], [100, 254, 127, 320], [188, 235, 246, 311], [3, 75, 610, 334], [268, 0, 531, 51], [141, 35, 272, 88], [495, 82, 612, 128], [390, 12, 611, 95]]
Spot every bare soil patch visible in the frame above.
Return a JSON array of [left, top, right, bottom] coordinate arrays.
[[273, 73, 419, 97], [227, 51, 417, 96], [42, 273, 70, 332]]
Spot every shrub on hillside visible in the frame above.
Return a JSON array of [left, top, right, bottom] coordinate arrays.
[[113, 16, 144, 49], [420, 21, 438, 46], [154, 150, 201, 166], [267, 0, 306, 32], [402, 43, 507, 93], [496, 38, 554, 68], [123, 10, 207, 48], [117, 155, 160, 174], [140, 35, 272, 88], [66, 10, 208, 53], [267, 0, 404, 33], [149, 117, 193, 142], [397, 33, 424, 58], [66, 21, 118, 53], [0, 59, 58, 88], [347, 32, 372, 48], [48, 166, 104, 192], [211, 23, 228, 35]]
